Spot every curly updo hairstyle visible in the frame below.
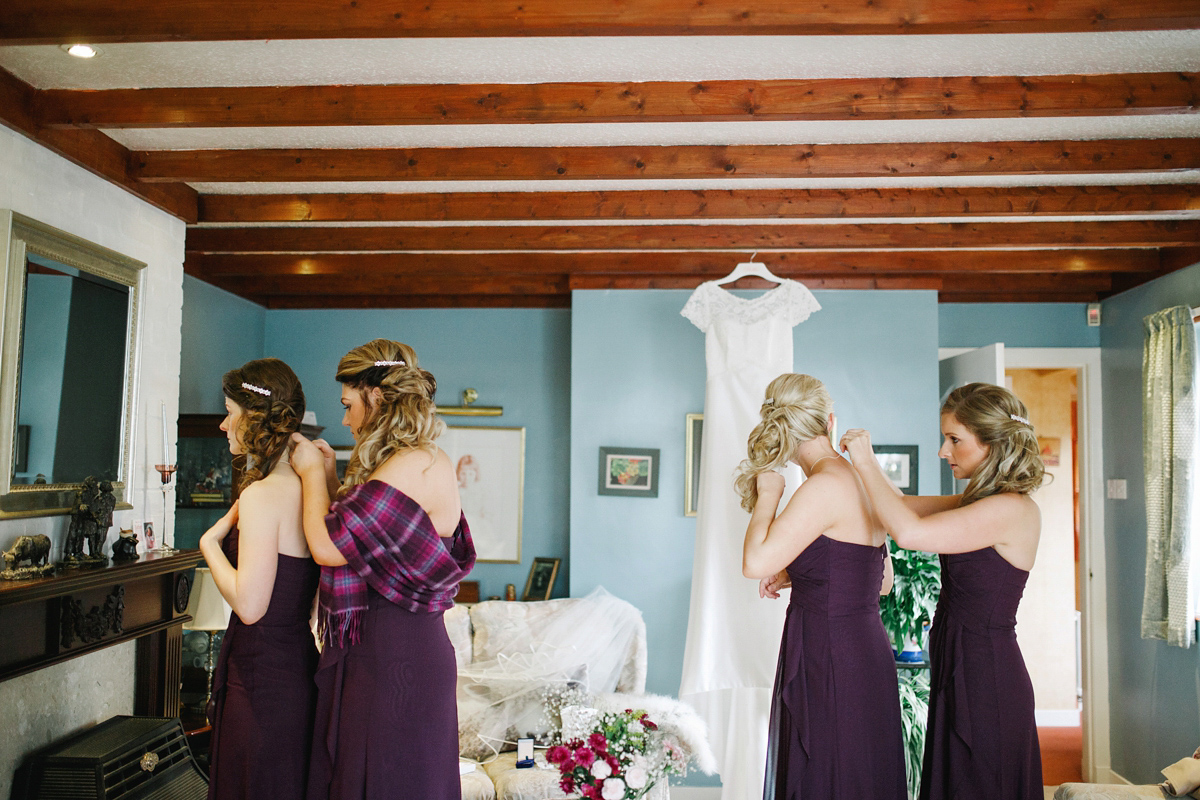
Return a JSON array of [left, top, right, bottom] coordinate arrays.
[[941, 382, 1045, 506], [733, 373, 832, 513], [221, 358, 306, 491], [335, 338, 442, 494]]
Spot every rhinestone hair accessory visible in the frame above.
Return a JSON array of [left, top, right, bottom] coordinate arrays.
[[1010, 413, 1031, 426], [374, 360, 405, 367], [241, 382, 271, 397], [763, 398, 775, 405]]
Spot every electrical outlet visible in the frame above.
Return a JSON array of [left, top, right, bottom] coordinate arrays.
[[1106, 479, 1127, 500]]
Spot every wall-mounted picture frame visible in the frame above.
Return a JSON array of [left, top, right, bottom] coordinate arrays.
[[685, 414, 703, 517], [522, 556, 561, 601], [873, 445, 919, 495], [439, 426, 525, 563], [1038, 436, 1062, 467], [598, 446, 660, 498]]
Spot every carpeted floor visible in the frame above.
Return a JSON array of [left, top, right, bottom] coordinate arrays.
[[1041, 725, 1083, 791]]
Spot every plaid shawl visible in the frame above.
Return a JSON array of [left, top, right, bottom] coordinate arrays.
[[318, 479, 476, 648]]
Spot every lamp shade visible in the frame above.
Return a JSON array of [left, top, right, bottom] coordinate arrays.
[[184, 567, 233, 631]]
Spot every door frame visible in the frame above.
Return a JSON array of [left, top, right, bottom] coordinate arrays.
[[940, 347, 1111, 782]]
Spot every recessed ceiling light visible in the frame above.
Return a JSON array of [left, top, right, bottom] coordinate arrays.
[[61, 44, 100, 59]]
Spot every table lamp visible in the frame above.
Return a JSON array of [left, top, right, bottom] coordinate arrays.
[[183, 568, 232, 710]]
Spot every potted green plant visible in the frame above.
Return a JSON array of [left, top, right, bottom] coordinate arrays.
[[880, 540, 941, 659], [897, 670, 931, 799]]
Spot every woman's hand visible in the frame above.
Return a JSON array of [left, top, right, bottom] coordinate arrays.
[[839, 428, 875, 466], [759, 569, 791, 599], [756, 470, 786, 498], [290, 433, 328, 481], [200, 500, 239, 546]]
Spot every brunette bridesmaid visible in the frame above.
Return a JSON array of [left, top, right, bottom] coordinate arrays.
[[198, 358, 319, 800], [841, 382, 1045, 800]]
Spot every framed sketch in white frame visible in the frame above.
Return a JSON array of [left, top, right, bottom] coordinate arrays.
[[439, 425, 525, 563]]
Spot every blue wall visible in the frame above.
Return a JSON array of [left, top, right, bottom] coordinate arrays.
[[1098, 259, 1200, 782], [939, 302, 1100, 348], [263, 307, 573, 600], [179, 275, 267, 413], [569, 289, 942, 701]]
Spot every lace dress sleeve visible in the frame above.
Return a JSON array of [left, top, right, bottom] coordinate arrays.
[[783, 281, 822, 326], [680, 282, 716, 332]]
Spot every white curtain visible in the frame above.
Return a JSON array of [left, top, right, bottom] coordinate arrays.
[[1141, 305, 1197, 648]]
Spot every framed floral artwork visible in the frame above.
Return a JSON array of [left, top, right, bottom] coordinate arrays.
[[598, 446, 660, 498]]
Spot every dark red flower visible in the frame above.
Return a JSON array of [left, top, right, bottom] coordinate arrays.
[[546, 745, 571, 764], [589, 732, 609, 751], [575, 747, 596, 767]]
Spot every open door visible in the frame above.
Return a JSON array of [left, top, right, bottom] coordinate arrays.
[[938, 343, 1005, 493]]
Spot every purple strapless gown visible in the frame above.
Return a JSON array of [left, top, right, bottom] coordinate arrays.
[[306, 592, 459, 800], [208, 550, 320, 800], [764, 535, 907, 800], [920, 548, 1042, 800]]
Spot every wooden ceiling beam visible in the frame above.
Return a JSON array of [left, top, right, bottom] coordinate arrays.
[[258, 293, 570, 310], [939, 291, 1103, 302], [40, 73, 1200, 128], [185, 220, 1200, 252], [5, 0, 1198, 42], [0, 68, 197, 221], [136, 139, 1200, 183], [211, 273, 570, 296], [184, 249, 1162, 278], [210, 267, 1110, 295], [198, 185, 1200, 223]]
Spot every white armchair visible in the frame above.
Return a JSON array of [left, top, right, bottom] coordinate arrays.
[[447, 588, 714, 800]]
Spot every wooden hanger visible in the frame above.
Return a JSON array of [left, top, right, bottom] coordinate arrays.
[[713, 253, 785, 287]]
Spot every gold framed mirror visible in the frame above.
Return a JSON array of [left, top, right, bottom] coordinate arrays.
[[0, 210, 145, 517]]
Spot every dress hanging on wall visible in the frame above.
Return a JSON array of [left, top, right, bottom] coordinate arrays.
[[679, 278, 820, 800]]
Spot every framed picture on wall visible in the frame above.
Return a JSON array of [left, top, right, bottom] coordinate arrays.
[[439, 426, 525, 563], [873, 445, 919, 495], [522, 557, 561, 601], [685, 414, 703, 516], [598, 447, 660, 498]]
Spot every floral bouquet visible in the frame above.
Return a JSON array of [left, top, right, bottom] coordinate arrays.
[[546, 708, 685, 799]]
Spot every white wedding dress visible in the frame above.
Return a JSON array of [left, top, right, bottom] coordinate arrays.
[[679, 279, 821, 800]]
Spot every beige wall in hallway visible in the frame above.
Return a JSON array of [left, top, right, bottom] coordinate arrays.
[[1010, 368, 1079, 713]]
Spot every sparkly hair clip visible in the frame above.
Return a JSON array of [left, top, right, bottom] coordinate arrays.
[[374, 360, 405, 367], [763, 398, 775, 405], [1010, 413, 1031, 426], [241, 382, 271, 397]]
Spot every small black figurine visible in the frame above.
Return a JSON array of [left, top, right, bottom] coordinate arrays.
[[112, 527, 139, 561]]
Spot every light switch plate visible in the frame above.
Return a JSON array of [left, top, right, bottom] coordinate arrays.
[[1106, 479, 1127, 500]]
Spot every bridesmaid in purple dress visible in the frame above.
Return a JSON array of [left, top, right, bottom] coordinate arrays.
[[291, 339, 475, 800], [738, 374, 906, 800], [198, 359, 319, 800], [842, 382, 1046, 800]]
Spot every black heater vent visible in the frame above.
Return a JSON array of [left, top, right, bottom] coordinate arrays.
[[23, 716, 207, 800]]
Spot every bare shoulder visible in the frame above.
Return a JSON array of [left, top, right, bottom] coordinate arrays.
[[973, 492, 1041, 533], [242, 469, 301, 507], [377, 445, 453, 484]]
